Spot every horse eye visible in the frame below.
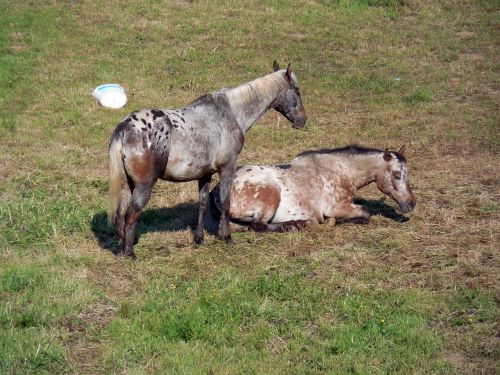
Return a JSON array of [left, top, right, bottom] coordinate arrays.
[[393, 172, 401, 180]]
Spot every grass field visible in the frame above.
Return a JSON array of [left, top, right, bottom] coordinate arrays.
[[0, 0, 498, 373]]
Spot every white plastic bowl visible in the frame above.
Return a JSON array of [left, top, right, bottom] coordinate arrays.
[[92, 84, 127, 109]]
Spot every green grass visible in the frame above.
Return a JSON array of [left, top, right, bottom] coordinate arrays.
[[1, 0, 499, 373]]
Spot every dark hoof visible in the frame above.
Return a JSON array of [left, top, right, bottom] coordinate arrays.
[[193, 235, 204, 245], [217, 235, 235, 244], [224, 237, 235, 245]]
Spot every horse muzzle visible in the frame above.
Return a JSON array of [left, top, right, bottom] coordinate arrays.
[[399, 200, 416, 214], [292, 116, 307, 129]]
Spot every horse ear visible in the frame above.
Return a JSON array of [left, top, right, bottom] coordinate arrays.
[[398, 144, 406, 156], [273, 60, 280, 72], [383, 148, 392, 161], [285, 63, 292, 81]]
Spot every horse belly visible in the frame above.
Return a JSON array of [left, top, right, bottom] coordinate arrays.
[[271, 188, 320, 224], [162, 159, 216, 182], [161, 130, 217, 181]]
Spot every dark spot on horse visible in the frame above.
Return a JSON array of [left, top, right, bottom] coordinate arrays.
[[277, 164, 291, 169], [148, 123, 151, 129], [154, 131, 157, 137], [125, 117, 131, 123], [174, 124, 179, 128], [172, 119, 178, 124], [132, 114, 138, 121], [286, 189, 289, 191], [188, 162, 193, 166], [146, 112, 150, 117], [142, 127, 147, 131], [259, 167, 264, 170], [132, 124, 136, 128], [140, 118, 147, 126], [180, 118, 186, 123], [190, 127, 193, 131], [246, 168, 252, 172], [160, 127, 164, 132], [151, 109, 164, 120]]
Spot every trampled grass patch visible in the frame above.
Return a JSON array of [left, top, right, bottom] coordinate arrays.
[[0, 0, 498, 373]]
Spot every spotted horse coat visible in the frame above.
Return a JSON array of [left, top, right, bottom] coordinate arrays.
[[108, 61, 307, 258], [205, 145, 416, 233]]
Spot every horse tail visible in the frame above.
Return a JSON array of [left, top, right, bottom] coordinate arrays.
[[108, 127, 126, 226]]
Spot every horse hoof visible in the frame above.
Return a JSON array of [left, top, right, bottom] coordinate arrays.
[[193, 235, 204, 245], [222, 236, 235, 245], [122, 252, 137, 260]]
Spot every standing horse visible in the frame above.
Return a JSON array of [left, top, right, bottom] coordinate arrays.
[[205, 145, 416, 232], [108, 61, 307, 258]]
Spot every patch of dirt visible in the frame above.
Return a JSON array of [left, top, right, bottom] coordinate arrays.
[[60, 302, 118, 374], [459, 53, 485, 61], [267, 336, 288, 355], [70, 341, 104, 375], [60, 302, 118, 334], [10, 44, 27, 52], [442, 351, 470, 371], [455, 31, 475, 38], [289, 32, 310, 41], [10, 31, 23, 39]]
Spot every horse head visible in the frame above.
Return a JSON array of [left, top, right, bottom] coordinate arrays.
[[376, 145, 416, 213], [272, 61, 307, 129]]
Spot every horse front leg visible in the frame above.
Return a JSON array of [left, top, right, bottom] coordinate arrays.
[[334, 203, 370, 224], [194, 174, 212, 244], [217, 162, 236, 243]]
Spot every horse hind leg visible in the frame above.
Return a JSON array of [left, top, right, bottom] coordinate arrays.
[[123, 182, 154, 259], [114, 180, 133, 254]]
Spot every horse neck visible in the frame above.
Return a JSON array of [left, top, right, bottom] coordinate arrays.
[[224, 71, 287, 132], [319, 152, 385, 190]]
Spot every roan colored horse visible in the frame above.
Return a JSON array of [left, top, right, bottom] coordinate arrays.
[[205, 145, 416, 232], [108, 61, 307, 258]]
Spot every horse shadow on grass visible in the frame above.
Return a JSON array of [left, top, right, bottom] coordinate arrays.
[[90, 202, 199, 254], [354, 197, 409, 223], [91, 198, 406, 254]]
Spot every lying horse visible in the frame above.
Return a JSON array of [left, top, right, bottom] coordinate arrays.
[[205, 145, 416, 232], [109, 61, 307, 258]]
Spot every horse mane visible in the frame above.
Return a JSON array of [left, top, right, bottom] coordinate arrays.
[[297, 144, 406, 162], [224, 70, 287, 108]]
